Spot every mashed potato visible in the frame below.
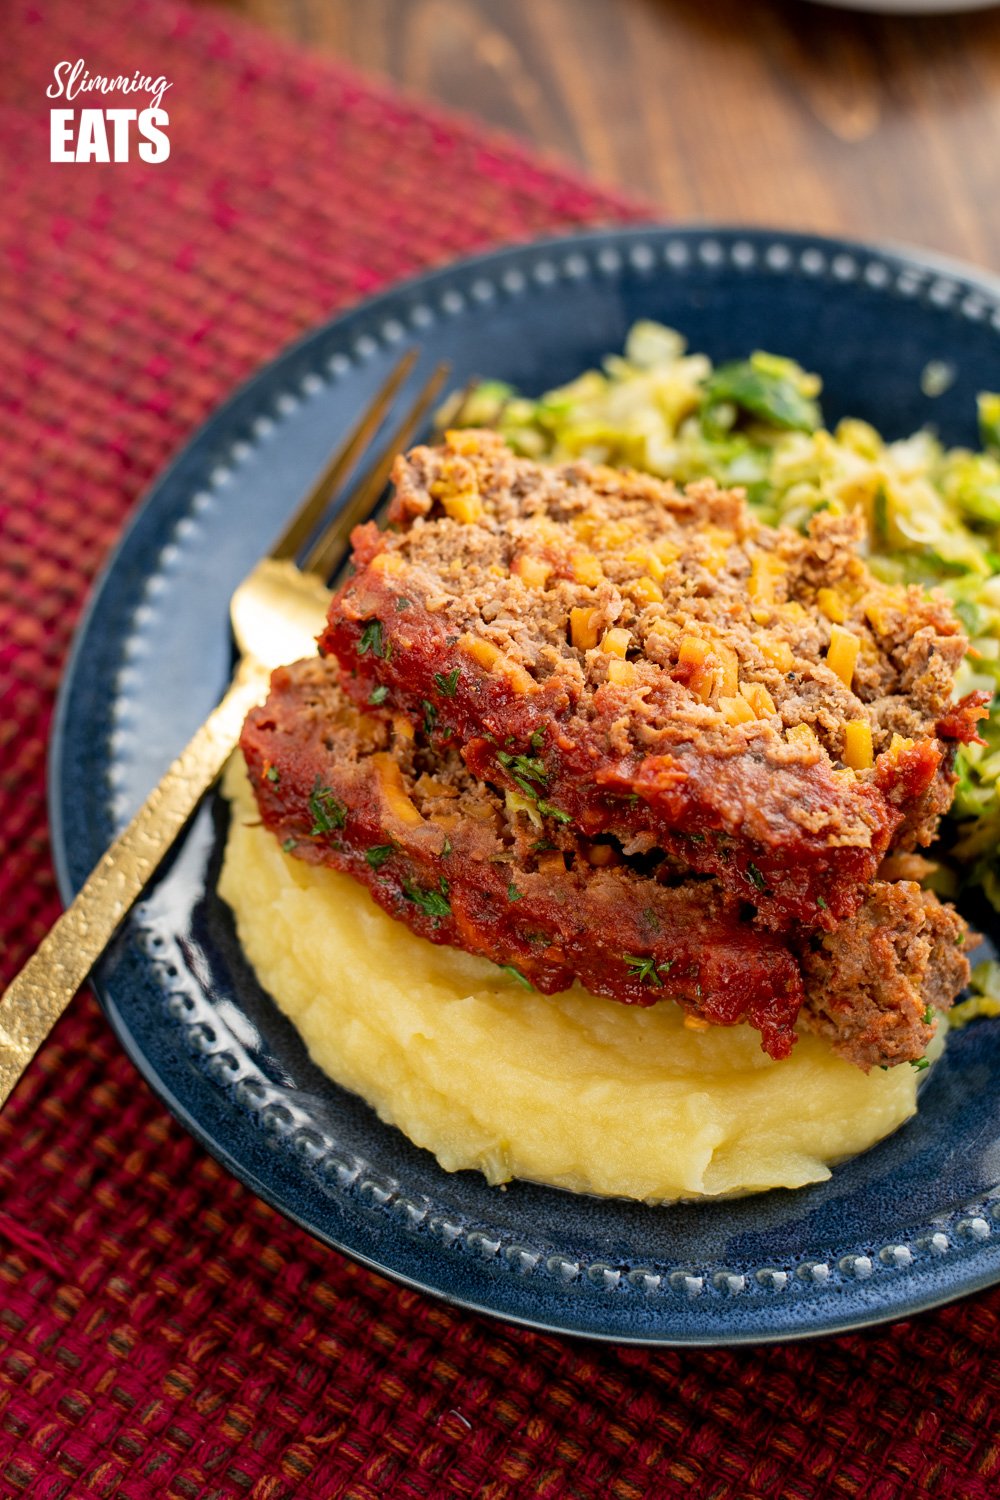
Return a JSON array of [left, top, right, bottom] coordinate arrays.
[[219, 759, 942, 1202]]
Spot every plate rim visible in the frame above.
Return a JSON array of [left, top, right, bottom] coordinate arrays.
[[48, 222, 1000, 1346]]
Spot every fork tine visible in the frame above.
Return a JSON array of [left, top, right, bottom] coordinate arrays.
[[269, 348, 419, 564], [302, 360, 451, 582]]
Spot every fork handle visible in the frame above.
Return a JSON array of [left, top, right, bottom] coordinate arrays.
[[0, 660, 271, 1111]]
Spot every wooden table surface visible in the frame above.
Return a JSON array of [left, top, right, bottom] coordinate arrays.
[[207, 0, 1000, 271]]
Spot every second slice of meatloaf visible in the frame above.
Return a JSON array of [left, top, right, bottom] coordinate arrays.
[[320, 433, 984, 931], [240, 655, 970, 1070]]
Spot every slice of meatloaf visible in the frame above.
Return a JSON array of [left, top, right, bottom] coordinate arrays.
[[320, 431, 984, 932], [242, 658, 805, 1059], [240, 656, 970, 1069]]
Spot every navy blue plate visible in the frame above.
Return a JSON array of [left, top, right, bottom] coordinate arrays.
[[51, 227, 1000, 1344]]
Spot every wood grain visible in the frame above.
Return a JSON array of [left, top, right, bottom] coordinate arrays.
[[203, 0, 1000, 267]]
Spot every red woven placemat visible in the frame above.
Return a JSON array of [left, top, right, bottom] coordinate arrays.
[[1, 1, 999, 1495]]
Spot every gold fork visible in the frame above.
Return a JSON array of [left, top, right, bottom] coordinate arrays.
[[0, 352, 449, 1110]]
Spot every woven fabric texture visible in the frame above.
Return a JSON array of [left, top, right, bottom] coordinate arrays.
[[1, 1, 999, 1495]]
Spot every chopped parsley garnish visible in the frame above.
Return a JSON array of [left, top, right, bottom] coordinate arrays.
[[498, 964, 532, 989], [923, 1005, 935, 1025], [368, 684, 389, 706], [365, 844, 396, 870], [433, 667, 461, 697], [623, 954, 663, 987], [442, 837, 452, 857], [537, 800, 571, 823], [309, 780, 347, 835], [816, 895, 828, 911], [687, 831, 706, 844], [265, 766, 280, 784], [281, 838, 296, 853], [402, 879, 452, 919], [496, 750, 548, 796], [912, 1057, 931, 1072], [532, 840, 556, 853], [358, 619, 387, 658], [507, 882, 523, 902], [746, 862, 767, 892], [530, 727, 545, 751], [421, 699, 438, 735], [394, 597, 412, 611]]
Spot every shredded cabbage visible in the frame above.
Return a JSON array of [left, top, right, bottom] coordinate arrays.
[[440, 322, 1000, 905], [951, 961, 1000, 1027]]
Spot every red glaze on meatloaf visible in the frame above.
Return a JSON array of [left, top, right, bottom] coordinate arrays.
[[319, 432, 982, 931]]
